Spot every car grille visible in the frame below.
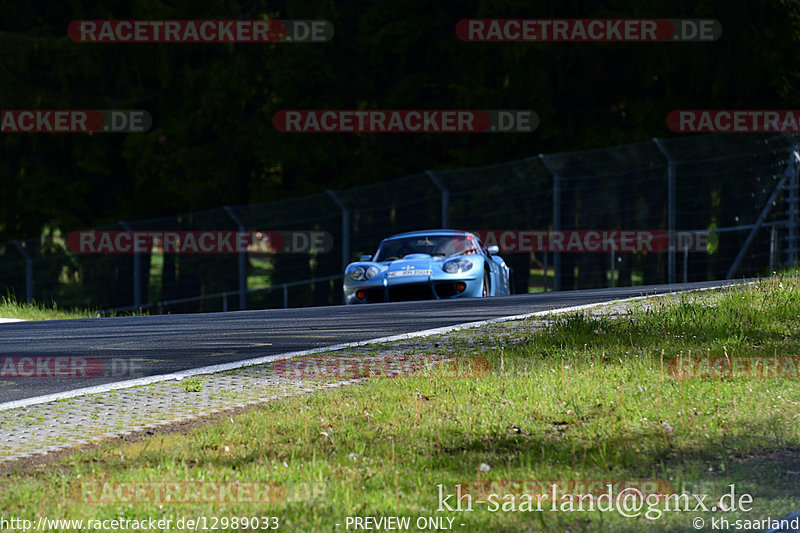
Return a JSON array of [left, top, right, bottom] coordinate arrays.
[[433, 282, 460, 298], [388, 283, 434, 302], [364, 287, 385, 303]]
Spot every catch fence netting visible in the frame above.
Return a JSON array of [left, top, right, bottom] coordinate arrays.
[[1, 133, 797, 312]]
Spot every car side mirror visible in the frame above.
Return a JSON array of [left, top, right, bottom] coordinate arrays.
[[487, 246, 499, 255], [360, 254, 373, 261]]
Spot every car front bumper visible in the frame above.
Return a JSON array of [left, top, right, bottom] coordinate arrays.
[[344, 277, 481, 304]]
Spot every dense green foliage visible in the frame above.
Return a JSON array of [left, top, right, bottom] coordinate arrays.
[[2, 0, 799, 240]]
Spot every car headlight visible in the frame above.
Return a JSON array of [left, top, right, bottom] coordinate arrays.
[[443, 258, 473, 273], [348, 265, 380, 281], [348, 266, 366, 281], [364, 265, 379, 279]]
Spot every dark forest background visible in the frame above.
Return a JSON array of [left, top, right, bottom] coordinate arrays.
[[2, 0, 799, 241]]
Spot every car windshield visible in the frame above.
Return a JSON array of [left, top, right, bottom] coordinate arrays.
[[373, 235, 479, 261]]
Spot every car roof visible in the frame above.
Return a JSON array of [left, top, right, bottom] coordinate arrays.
[[383, 229, 473, 240]]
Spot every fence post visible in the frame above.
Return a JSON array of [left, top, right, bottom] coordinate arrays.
[[11, 240, 33, 303], [610, 249, 616, 287], [653, 138, 676, 284], [787, 152, 800, 266], [543, 252, 548, 291], [326, 190, 350, 305], [118, 221, 141, 313], [326, 190, 350, 271], [223, 206, 248, 311], [425, 170, 449, 228], [539, 154, 562, 291], [726, 150, 799, 279], [683, 245, 689, 283]]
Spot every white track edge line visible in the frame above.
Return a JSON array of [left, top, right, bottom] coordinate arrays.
[[0, 282, 745, 412]]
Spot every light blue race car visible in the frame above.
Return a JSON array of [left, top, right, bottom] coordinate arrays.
[[343, 229, 511, 304]]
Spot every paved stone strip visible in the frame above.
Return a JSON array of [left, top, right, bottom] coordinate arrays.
[[0, 371, 374, 462], [0, 290, 713, 464]]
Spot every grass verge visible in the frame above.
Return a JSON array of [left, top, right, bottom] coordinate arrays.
[[2, 277, 800, 531], [0, 296, 95, 321]]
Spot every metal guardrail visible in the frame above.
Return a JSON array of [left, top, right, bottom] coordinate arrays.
[[100, 274, 343, 315]]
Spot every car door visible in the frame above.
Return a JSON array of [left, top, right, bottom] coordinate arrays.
[[475, 236, 510, 294], [474, 236, 497, 276]]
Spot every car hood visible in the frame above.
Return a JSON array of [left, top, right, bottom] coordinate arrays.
[[385, 254, 436, 276]]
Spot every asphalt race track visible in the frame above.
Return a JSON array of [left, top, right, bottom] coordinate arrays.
[[0, 280, 746, 404]]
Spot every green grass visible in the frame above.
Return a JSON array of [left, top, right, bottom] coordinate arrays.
[[526, 267, 645, 293], [3, 276, 800, 531], [0, 295, 95, 320], [180, 377, 204, 392], [527, 268, 551, 293], [247, 256, 275, 290]]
